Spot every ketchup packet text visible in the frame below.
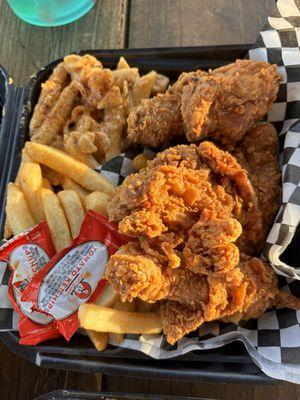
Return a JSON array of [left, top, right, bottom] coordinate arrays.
[[21, 210, 129, 341], [0, 222, 58, 345]]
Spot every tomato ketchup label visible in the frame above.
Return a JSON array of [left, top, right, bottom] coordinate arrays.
[[21, 210, 129, 341], [0, 222, 59, 345]]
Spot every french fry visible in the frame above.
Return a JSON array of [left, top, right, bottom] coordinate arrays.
[[93, 284, 119, 307], [3, 220, 13, 239], [87, 330, 109, 352], [132, 71, 157, 106], [117, 56, 130, 69], [78, 304, 162, 334], [6, 183, 35, 235], [19, 162, 45, 223], [15, 148, 32, 184], [61, 177, 89, 203], [84, 191, 109, 216], [132, 153, 149, 171], [110, 299, 136, 345], [25, 142, 115, 194], [136, 299, 154, 313], [57, 190, 85, 239], [42, 178, 53, 190], [152, 73, 170, 94], [40, 188, 72, 252], [86, 283, 119, 351]]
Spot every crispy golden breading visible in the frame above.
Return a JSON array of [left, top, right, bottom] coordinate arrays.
[[232, 123, 281, 253], [105, 141, 299, 344], [126, 60, 280, 147], [127, 93, 183, 147], [183, 211, 242, 276]]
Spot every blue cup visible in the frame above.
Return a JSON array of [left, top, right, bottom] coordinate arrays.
[[7, 0, 96, 27]]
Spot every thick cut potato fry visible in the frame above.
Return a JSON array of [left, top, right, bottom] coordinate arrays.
[[117, 56, 130, 70], [132, 71, 157, 106], [15, 148, 32, 184], [6, 183, 35, 235], [4, 220, 13, 239], [84, 191, 109, 216], [40, 188, 72, 252], [87, 330, 109, 352], [57, 190, 85, 239], [19, 162, 45, 223], [61, 177, 89, 203], [78, 304, 162, 334], [93, 284, 119, 307], [26, 142, 115, 194], [42, 178, 53, 190], [110, 299, 136, 345]]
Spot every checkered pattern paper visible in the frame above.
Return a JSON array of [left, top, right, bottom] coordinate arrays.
[[2, 0, 300, 384]]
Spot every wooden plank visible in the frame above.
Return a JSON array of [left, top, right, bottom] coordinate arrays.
[[128, 0, 275, 48], [0, 0, 129, 84]]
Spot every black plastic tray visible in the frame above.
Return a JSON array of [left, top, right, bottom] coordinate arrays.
[[0, 45, 275, 384]]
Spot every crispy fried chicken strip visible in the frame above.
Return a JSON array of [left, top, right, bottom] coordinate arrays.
[[183, 211, 242, 275], [181, 60, 281, 144], [232, 123, 281, 241], [127, 93, 183, 147], [126, 60, 280, 147], [105, 241, 209, 306]]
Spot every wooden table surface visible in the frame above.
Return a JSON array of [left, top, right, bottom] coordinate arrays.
[[1, 0, 300, 399]]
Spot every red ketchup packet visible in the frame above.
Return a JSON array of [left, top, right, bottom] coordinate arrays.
[[0, 222, 59, 345], [21, 210, 129, 341]]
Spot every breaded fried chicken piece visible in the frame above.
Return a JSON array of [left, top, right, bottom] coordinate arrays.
[[105, 241, 209, 306], [232, 123, 281, 245], [127, 93, 183, 147], [183, 211, 242, 276], [181, 60, 281, 144], [109, 142, 264, 256], [127, 70, 207, 148], [106, 141, 299, 344], [126, 60, 280, 147]]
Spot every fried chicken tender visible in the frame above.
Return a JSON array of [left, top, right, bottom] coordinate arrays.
[[127, 93, 183, 147], [126, 60, 280, 147], [183, 211, 242, 276], [105, 241, 209, 307], [105, 140, 300, 344], [232, 123, 281, 245], [182, 60, 281, 144], [108, 141, 263, 255]]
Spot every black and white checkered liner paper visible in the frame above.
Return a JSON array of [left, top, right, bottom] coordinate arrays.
[[2, 0, 300, 383]]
